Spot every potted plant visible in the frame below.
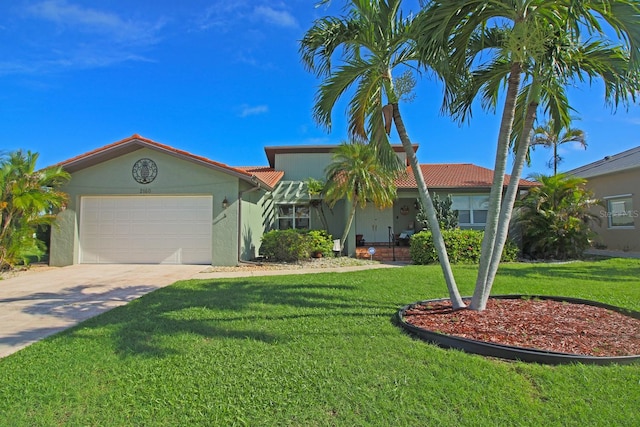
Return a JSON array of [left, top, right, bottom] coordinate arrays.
[[306, 230, 333, 258]]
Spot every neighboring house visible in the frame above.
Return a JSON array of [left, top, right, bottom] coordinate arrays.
[[50, 135, 538, 266], [567, 146, 640, 252]]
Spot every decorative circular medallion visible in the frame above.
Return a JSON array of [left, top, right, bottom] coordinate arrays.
[[132, 158, 158, 184]]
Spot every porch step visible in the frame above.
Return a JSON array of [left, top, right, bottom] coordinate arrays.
[[355, 245, 411, 262]]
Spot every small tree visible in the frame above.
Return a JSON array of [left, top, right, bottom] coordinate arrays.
[[531, 119, 587, 176], [416, 194, 458, 231], [306, 177, 330, 230], [323, 142, 397, 252], [514, 174, 600, 260], [0, 150, 70, 270]]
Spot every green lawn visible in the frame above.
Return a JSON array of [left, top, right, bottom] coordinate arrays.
[[1, 259, 639, 426]]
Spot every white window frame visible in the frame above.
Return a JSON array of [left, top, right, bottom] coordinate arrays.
[[604, 194, 636, 229], [451, 195, 490, 227], [277, 204, 310, 230]]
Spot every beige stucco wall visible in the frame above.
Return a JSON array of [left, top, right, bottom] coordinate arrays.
[[583, 168, 640, 251], [50, 148, 256, 266]]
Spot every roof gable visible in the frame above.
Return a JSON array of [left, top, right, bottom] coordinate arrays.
[[566, 146, 640, 178], [56, 134, 278, 190]]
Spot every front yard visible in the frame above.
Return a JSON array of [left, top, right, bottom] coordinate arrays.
[[1, 259, 638, 426]]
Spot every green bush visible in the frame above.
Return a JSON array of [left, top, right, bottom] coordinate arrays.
[[307, 230, 334, 256], [260, 229, 334, 262], [410, 229, 518, 264]]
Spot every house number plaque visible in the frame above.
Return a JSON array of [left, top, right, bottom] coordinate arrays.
[[132, 158, 158, 184]]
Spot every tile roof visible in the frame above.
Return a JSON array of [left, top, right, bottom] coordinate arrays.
[[566, 145, 640, 178], [236, 166, 285, 188], [395, 164, 539, 189], [56, 134, 280, 190]]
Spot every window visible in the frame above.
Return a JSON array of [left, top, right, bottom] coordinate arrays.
[[606, 196, 635, 228], [277, 204, 310, 230], [451, 195, 490, 227]]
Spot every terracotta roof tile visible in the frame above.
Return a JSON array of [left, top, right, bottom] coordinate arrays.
[[236, 166, 285, 188], [395, 164, 539, 189]]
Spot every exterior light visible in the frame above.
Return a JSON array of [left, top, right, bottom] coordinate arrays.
[[222, 197, 229, 209]]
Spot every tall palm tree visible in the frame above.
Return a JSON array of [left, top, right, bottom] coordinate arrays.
[[0, 150, 70, 269], [531, 119, 587, 175], [323, 142, 397, 251], [416, 0, 640, 310], [300, 0, 466, 308]]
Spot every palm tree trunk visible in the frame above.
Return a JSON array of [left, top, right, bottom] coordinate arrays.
[[471, 63, 522, 310], [473, 98, 539, 310], [392, 103, 465, 309], [340, 197, 359, 253]]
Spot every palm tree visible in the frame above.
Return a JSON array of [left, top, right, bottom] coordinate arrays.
[[531, 119, 587, 175], [514, 173, 600, 259], [416, 0, 640, 310], [300, 0, 466, 308], [0, 150, 70, 270], [323, 142, 397, 251]]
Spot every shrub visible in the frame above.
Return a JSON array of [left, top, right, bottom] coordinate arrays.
[[410, 229, 518, 264], [261, 229, 310, 262], [260, 229, 335, 262], [307, 230, 334, 256], [514, 173, 600, 260]]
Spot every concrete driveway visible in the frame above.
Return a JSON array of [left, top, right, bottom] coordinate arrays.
[[0, 264, 204, 358]]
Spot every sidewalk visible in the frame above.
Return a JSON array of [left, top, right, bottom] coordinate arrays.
[[584, 249, 640, 259]]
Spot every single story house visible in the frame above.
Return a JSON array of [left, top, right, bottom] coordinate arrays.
[[566, 146, 640, 252], [50, 134, 538, 266]]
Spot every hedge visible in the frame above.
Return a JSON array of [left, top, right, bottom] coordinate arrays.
[[409, 229, 519, 264]]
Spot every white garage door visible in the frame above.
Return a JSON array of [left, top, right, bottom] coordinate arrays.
[[79, 196, 213, 264]]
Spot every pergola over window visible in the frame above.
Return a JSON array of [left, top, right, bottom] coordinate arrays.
[[277, 204, 310, 230], [271, 181, 315, 230]]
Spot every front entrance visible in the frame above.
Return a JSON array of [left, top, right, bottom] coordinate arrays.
[[356, 204, 393, 245]]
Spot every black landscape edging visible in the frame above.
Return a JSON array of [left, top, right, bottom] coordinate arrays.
[[396, 295, 640, 366]]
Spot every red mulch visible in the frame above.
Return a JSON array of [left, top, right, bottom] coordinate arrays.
[[402, 298, 640, 357]]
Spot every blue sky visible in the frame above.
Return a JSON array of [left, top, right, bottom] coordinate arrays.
[[1, 0, 639, 176]]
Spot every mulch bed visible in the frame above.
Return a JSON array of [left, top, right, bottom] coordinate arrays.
[[403, 298, 640, 357]]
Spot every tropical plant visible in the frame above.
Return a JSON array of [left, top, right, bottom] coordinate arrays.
[[514, 174, 600, 260], [300, 0, 466, 308], [323, 142, 397, 251], [416, 194, 458, 230], [306, 177, 331, 230], [531, 119, 587, 175], [416, 0, 640, 310], [0, 150, 70, 270]]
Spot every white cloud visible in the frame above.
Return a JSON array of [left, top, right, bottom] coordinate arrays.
[[26, 0, 164, 45], [3, 1, 164, 75], [196, 2, 247, 32], [253, 6, 298, 29], [239, 105, 269, 117], [196, 2, 298, 32]]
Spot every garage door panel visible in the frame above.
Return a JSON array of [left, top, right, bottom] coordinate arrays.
[[80, 196, 212, 264]]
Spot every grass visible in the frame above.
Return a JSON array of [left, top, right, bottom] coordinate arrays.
[[0, 258, 639, 426]]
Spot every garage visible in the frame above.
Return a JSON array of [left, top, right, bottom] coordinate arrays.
[[79, 195, 213, 264]]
